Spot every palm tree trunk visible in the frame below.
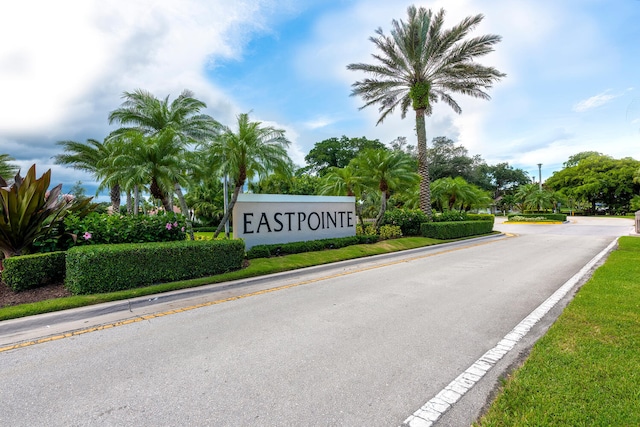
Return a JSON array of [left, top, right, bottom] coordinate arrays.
[[214, 183, 241, 239], [415, 108, 432, 219], [133, 185, 140, 216], [174, 183, 195, 240], [110, 184, 121, 214], [150, 177, 172, 212], [375, 189, 387, 228], [126, 190, 133, 214]]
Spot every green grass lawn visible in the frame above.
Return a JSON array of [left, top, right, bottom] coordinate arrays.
[[475, 236, 640, 426], [0, 235, 448, 321]]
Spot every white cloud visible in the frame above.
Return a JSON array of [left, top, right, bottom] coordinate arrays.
[[0, 0, 292, 137], [303, 117, 337, 130], [573, 91, 619, 112]]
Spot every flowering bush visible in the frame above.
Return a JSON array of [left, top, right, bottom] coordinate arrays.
[[63, 212, 186, 247], [508, 216, 549, 222]]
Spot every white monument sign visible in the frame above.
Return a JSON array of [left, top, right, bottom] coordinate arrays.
[[232, 194, 357, 249]]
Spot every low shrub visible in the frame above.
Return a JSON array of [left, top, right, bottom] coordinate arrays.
[[65, 239, 245, 294], [467, 213, 495, 222], [2, 252, 66, 292], [507, 213, 567, 222], [245, 235, 379, 259], [381, 209, 428, 236], [193, 226, 222, 233], [433, 211, 468, 222], [420, 220, 494, 239], [378, 225, 403, 240], [356, 224, 378, 236]]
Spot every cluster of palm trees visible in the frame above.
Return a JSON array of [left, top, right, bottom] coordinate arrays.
[[320, 149, 419, 228], [50, 4, 506, 236], [55, 90, 293, 239]]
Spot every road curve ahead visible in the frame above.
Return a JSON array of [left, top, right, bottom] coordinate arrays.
[[0, 217, 634, 426]]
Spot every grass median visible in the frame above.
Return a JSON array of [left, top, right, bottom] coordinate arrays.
[[0, 236, 451, 322], [475, 236, 640, 426]]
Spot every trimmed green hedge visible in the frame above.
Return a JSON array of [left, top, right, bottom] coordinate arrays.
[[246, 235, 379, 259], [507, 213, 567, 221], [467, 213, 495, 222], [2, 252, 66, 292], [420, 220, 494, 239], [65, 239, 245, 294]]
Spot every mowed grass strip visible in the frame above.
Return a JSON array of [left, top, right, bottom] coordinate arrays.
[[476, 236, 640, 426], [0, 236, 446, 321]]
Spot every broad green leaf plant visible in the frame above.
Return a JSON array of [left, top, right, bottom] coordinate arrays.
[[0, 165, 73, 260]]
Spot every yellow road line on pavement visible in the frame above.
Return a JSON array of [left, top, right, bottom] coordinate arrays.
[[0, 235, 511, 353]]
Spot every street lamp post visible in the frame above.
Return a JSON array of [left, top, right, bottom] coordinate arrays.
[[537, 163, 542, 190]]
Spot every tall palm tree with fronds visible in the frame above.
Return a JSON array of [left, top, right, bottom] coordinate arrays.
[[54, 139, 122, 212], [350, 149, 419, 227], [203, 113, 293, 238], [108, 89, 220, 210], [347, 6, 505, 217], [108, 89, 220, 238]]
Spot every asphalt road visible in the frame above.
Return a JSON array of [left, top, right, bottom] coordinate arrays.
[[0, 217, 635, 426]]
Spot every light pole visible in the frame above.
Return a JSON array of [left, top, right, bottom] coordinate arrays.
[[223, 171, 229, 238], [537, 163, 542, 190]]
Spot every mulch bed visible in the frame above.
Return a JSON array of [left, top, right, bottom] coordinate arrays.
[[0, 282, 72, 308]]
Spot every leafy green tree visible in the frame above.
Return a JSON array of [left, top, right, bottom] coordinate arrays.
[[546, 153, 640, 214], [204, 113, 293, 238], [303, 136, 386, 176], [427, 137, 487, 184], [485, 163, 531, 199], [249, 169, 321, 195], [348, 6, 505, 216], [0, 154, 18, 179], [389, 136, 416, 156], [351, 149, 419, 227], [563, 151, 602, 168]]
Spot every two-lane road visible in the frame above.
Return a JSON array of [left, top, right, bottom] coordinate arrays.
[[0, 217, 634, 426]]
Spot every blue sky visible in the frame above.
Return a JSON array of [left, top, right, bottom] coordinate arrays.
[[1, 0, 639, 200]]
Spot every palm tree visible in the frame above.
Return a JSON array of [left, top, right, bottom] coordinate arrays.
[[430, 176, 491, 211], [320, 165, 368, 227], [515, 183, 554, 212], [347, 6, 505, 217], [0, 154, 18, 179], [108, 89, 221, 238], [54, 139, 121, 212], [203, 113, 293, 238], [350, 149, 419, 227]]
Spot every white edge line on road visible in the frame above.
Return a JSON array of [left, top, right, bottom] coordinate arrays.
[[401, 237, 619, 427]]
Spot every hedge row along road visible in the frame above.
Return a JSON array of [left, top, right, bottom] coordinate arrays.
[[0, 216, 635, 426]]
